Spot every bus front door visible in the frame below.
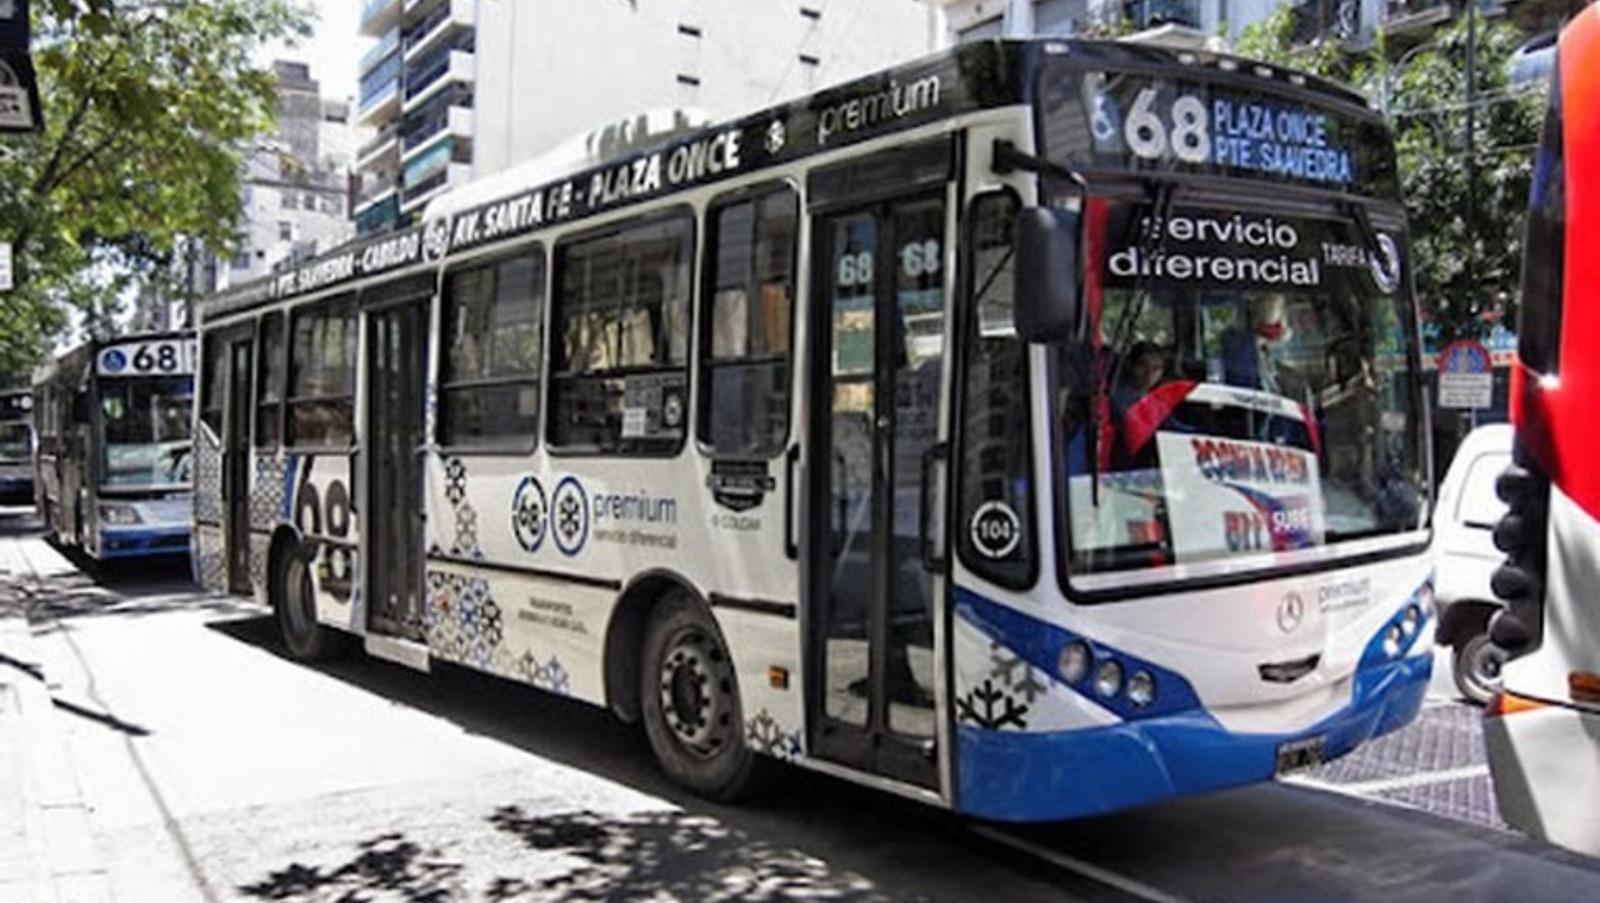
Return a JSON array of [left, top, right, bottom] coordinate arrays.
[[364, 297, 427, 641], [807, 165, 951, 790]]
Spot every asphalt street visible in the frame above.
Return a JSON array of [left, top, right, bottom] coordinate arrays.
[[5, 507, 1599, 903]]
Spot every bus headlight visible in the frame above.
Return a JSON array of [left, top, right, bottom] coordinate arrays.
[[1401, 605, 1422, 638], [99, 503, 141, 525], [1058, 641, 1091, 684], [1127, 670, 1156, 708], [1094, 659, 1124, 698], [1383, 623, 1404, 658]]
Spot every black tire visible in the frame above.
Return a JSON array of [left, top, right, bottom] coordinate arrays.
[[639, 592, 757, 801], [272, 544, 349, 662], [1453, 631, 1505, 706]]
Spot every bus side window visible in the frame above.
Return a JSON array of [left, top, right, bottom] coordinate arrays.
[[286, 296, 357, 448], [958, 191, 1035, 588], [439, 247, 545, 450], [256, 313, 284, 447], [550, 214, 694, 454], [697, 186, 798, 457]]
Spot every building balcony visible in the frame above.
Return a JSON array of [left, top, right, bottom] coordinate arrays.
[[355, 193, 403, 236], [403, 48, 474, 113], [1123, 0, 1200, 30], [401, 161, 470, 214], [358, 77, 401, 127], [402, 104, 473, 166], [403, 0, 475, 63], [357, 125, 401, 173], [1384, 0, 1452, 35], [360, 26, 401, 79], [360, 0, 402, 38]]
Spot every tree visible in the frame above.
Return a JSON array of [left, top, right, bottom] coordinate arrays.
[[0, 0, 308, 377], [1238, 8, 1544, 343]]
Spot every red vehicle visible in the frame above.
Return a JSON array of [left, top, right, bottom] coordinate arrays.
[[1484, 3, 1600, 859]]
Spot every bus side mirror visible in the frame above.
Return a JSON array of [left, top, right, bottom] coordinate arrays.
[[1013, 206, 1081, 343]]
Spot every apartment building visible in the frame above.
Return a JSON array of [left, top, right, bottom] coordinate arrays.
[[353, 0, 940, 236], [219, 61, 362, 291]]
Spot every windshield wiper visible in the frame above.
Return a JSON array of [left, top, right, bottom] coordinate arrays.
[[1089, 179, 1177, 506]]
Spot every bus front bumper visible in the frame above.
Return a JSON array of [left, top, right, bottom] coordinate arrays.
[[97, 525, 192, 558], [955, 651, 1431, 822]]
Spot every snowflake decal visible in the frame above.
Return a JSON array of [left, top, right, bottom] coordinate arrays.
[[531, 655, 571, 696], [988, 643, 1047, 705], [452, 501, 481, 557], [443, 457, 468, 506], [956, 679, 1029, 730]]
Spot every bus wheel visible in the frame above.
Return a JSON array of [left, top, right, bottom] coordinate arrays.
[[639, 592, 755, 800], [273, 546, 347, 661], [1453, 632, 1505, 706]]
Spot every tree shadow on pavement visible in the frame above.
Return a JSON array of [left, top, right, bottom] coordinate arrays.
[[1, 549, 259, 624], [204, 616, 1052, 903], [235, 807, 897, 902]]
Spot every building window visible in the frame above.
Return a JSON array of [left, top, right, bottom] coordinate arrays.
[[256, 313, 284, 447], [550, 215, 693, 454], [281, 193, 296, 210], [439, 248, 546, 449], [278, 222, 293, 241], [303, 192, 316, 210], [287, 296, 356, 447], [698, 187, 798, 457]]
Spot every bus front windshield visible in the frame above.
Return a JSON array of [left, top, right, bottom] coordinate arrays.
[[1057, 201, 1426, 577], [99, 377, 193, 489], [0, 422, 29, 462]]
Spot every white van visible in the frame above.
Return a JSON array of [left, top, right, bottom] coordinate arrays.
[[1432, 423, 1514, 703]]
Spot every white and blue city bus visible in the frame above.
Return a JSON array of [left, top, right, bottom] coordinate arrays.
[[193, 39, 1433, 819], [33, 332, 197, 559], [0, 386, 35, 506]]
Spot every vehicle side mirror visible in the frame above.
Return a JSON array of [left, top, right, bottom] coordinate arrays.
[[1013, 206, 1082, 343]]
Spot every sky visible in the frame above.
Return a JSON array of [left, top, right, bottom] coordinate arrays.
[[257, 1, 364, 104]]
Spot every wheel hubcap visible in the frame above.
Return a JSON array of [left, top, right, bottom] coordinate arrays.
[[658, 628, 733, 758]]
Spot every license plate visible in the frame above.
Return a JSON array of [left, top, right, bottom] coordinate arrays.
[[1275, 735, 1326, 775]]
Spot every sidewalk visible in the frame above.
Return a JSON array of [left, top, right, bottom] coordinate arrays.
[[0, 532, 114, 903]]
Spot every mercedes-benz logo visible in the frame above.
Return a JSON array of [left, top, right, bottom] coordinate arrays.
[[1277, 592, 1307, 634]]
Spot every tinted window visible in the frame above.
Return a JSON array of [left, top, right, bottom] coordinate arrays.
[[256, 313, 284, 447], [200, 335, 226, 434], [698, 188, 798, 456], [440, 249, 545, 448], [1518, 66, 1564, 376], [287, 297, 357, 446], [550, 215, 693, 453]]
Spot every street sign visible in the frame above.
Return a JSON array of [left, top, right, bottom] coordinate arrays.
[[0, 241, 11, 292], [1438, 339, 1494, 409], [0, 0, 42, 134]]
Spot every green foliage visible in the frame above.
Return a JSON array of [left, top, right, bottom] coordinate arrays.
[[0, 0, 309, 377], [1237, 10, 1544, 343]]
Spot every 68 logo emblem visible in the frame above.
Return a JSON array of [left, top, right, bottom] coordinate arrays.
[[511, 476, 548, 553]]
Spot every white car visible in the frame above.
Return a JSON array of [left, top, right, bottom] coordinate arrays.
[[1431, 423, 1513, 704]]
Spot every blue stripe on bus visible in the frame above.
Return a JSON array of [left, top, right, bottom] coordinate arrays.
[[955, 588, 1203, 721], [954, 587, 1432, 821]]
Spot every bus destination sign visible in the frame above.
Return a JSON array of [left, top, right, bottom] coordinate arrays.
[[1042, 66, 1399, 198]]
